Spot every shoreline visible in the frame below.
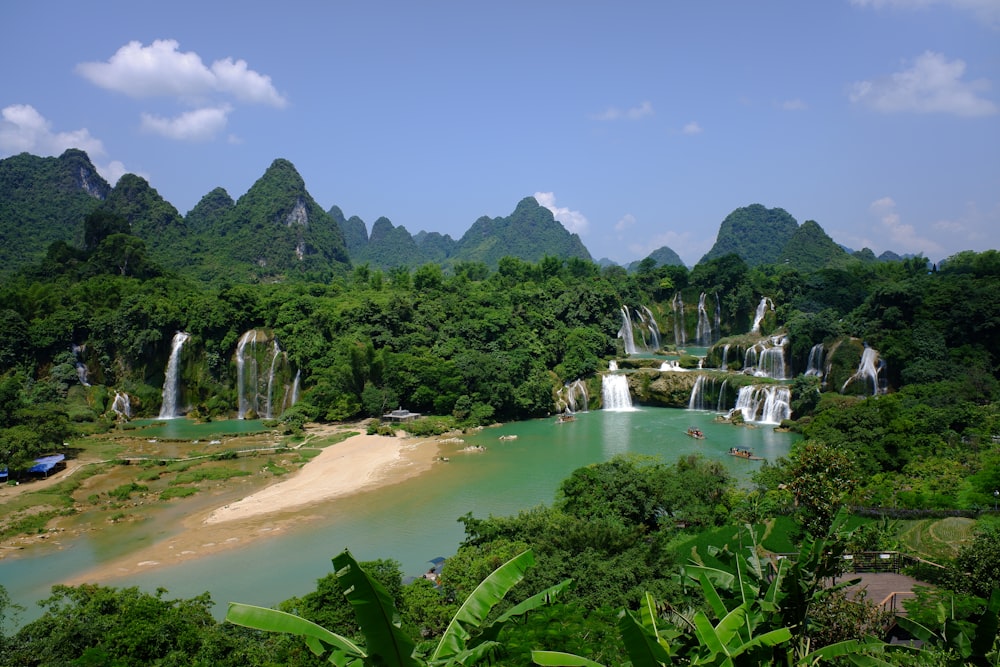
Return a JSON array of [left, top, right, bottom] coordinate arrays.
[[63, 429, 441, 584]]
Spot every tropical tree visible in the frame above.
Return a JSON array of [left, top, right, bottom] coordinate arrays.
[[227, 548, 572, 666]]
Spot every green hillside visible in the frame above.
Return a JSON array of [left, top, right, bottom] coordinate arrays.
[[700, 203, 799, 266]]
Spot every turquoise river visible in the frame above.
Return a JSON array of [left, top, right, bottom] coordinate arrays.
[[1, 406, 798, 622]]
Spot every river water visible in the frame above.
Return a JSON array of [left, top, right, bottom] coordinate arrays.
[[1, 407, 796, 621]]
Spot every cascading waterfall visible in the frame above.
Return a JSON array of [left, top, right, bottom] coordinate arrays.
[[601, 374, 636, 411], [641, 306, 662, 351], [742, 336, 788, 379], [716, 379, 729, 412], [720, 344, 731, 370], [672, 292, 686, 346], [750, 297, 774, 334], [732, 385, 790, 424], [159, 332, 190, 419], [714, 293, 721, 336], [617, 306, 638, 355], [609, 360, 618, 371], [290, 370, 301, 406], [841, 345, 886, 396], [805, 344, 825, 379], [236, 330, 259, 419], [111, 391, 131, 419], [72, 344, 90, 386], [687, 374, 728, 411], [660, 360, 686, 371], [696, 293, 713, 345], [688, 375, 708, 410], [557, 379, 590, 414], [237, 329, 297, 419], [265, 340, 281, 419]]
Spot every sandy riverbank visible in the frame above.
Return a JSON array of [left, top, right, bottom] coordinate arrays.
[[64, 429, 441, 584]]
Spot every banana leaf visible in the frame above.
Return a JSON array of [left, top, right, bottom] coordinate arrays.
[[531, 650, 607, 666], [332, 550, 421, 667], [225, 602, 366, 665], [430, 549, 536, 663]]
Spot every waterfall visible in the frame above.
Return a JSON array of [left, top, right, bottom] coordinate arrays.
[[688, 375, 708, 410], [159, 332, 190, 419], [732, 385, 790, 424], [841, 345, 886, 396], [265, 340, 281, 419], [714, 293, 721, 337], [805, 344, 825, 378], [236, 330, 259, 419], [290, 370, 301, 406], [660, 360, 686, 371], [558, 379, 590, 414], [609, 360, 618, 371], [743, 336, 787, 379], [641, 306, 662, 351], [696, 293, 712, 345], [672, 292, 686, 346], [601, 374, 636, 411], [72, 344, 90, 386], [720, 344, 731, 370], [617, 306, 638, 355], [716, 379, 729, 412], [111, 391, 131, 419], [750, 297, 774, 334]]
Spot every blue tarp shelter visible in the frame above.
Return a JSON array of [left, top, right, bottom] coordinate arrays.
[[28, 454, 65, 477], [0, 467, 7, 481]]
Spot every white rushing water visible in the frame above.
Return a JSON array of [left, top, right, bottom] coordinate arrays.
[[158, 332, 190, 419]]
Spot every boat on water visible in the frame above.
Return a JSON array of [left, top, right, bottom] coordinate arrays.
[[686, 427, 705, 439], [728, 447, 763, 460], [556, 414, 576, 424]]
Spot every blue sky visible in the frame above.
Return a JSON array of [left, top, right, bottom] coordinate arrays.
[[2, 1, 998, 265]]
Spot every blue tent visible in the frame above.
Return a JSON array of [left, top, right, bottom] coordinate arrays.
[[28, 454, 65, 477]]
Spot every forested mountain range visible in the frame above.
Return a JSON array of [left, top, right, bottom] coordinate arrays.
[[1, 150, 907, 282]]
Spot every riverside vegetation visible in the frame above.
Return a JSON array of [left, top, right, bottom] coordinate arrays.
[[1, 149, 999, 663]]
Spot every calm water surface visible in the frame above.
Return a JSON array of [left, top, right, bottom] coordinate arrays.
[[1, 407, 797, 621]]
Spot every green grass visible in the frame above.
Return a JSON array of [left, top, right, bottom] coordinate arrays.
[[897, 517, 977, 563], [168, 467, 251, 485], [159, 486, 198, 500], [0, 510, 61, 540]]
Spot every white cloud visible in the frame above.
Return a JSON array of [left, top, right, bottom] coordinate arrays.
[[0, 103, 130, 184], [781, 98, 808, 111], [849, 51, 997, 116], [0, 103, 105, 156], [868, 196, 945, 255], [534, 192, 590, 235], [591, 101, 654, 121], [682, 121, 703, 135], [615, 213, 636, 232], [77, 39, 287, 107], [850, 0, 1000, 28], [141, 106, 231, 141]]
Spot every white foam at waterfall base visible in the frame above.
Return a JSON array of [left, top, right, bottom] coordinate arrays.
[[602, 374, 637, 411]]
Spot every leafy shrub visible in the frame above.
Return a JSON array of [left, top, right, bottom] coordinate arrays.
[[159, 486, 198, 500]]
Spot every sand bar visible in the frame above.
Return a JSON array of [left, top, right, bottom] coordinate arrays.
[[64, 429, 441, 583], [206, 431, 431, 523]]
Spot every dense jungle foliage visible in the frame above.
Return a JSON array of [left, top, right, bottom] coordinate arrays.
[[1, 165, 999, 663]]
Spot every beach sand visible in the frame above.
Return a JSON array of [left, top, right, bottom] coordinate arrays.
[[64, 429, 441, 584]]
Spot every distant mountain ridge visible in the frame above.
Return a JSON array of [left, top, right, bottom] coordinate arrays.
[[0, 150, 916, 281], [335, 196, 591, 271]]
